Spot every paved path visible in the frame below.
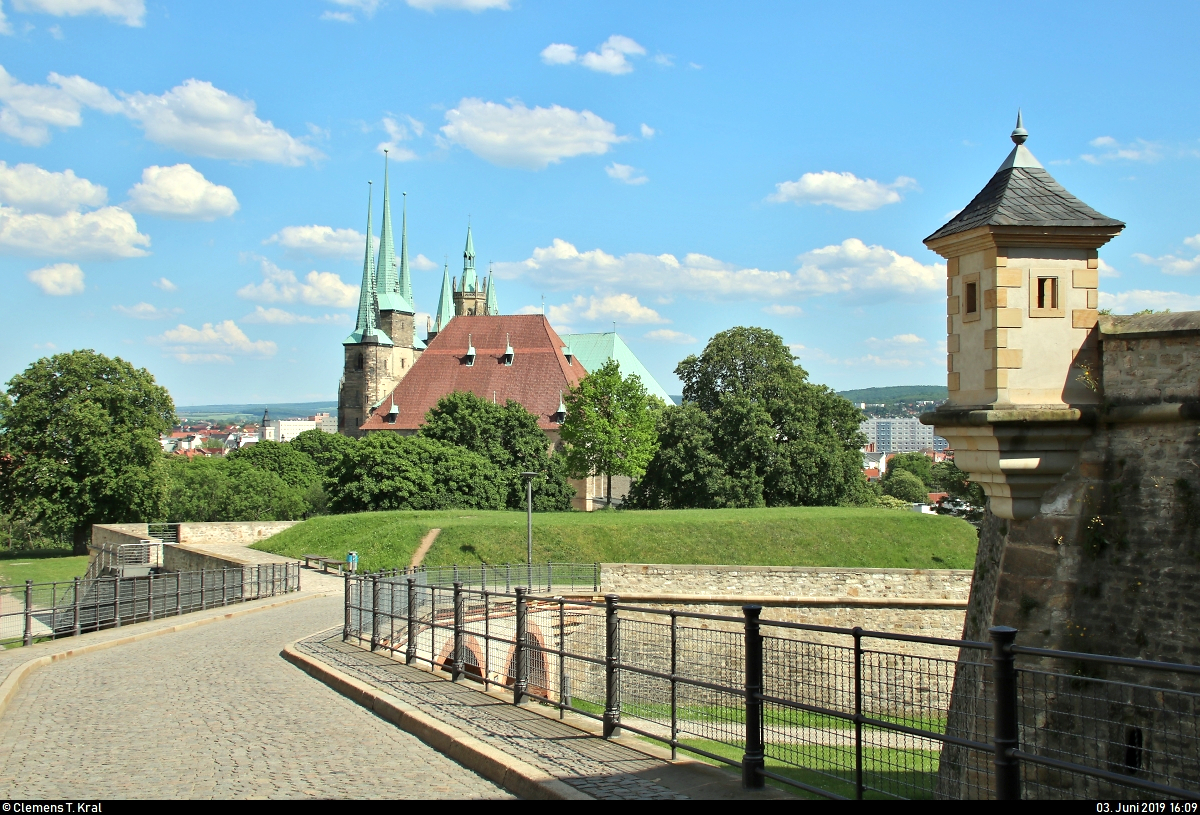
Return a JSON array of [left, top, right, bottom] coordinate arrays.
[[298, 631, 789, 801], [0, 595, 510, 799]]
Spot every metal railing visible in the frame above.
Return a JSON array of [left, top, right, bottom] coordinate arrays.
[[147, 523, 180, 544], [1, 562, 301, 648], [343, 573, 1200, 801], [86, 540, 164, 579], [349, 562, 600, 594]]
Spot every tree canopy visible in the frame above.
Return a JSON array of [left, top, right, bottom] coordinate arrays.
[[421, 391, 573, 510], [164, 456, 308, 522], [0, 351, 175, 552], [326, 433, 505, 513], [882, 469, 929, 503], [629, 327, 869, 509], [560, 359, 659, 507]]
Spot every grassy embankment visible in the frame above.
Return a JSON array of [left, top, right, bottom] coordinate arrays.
[[254, 507, 978, 572], [0, 550, 90, 586]]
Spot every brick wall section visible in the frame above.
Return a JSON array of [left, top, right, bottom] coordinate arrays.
[[601, 563, 973, 601]]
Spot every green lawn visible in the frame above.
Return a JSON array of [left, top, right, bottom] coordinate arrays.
[[254, 507, 978, 572], [0, 550, 90, 587]]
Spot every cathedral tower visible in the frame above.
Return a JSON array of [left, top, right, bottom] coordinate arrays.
[[338, 182, 394, 437], [453, 224, 489, 316]]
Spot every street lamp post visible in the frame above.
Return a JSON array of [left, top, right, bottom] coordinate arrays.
[[520, 471, 538, 589]]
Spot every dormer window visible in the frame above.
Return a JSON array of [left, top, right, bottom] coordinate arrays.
[[551, 392, 567, 424], [503, 334, 514, 366], [562, 346, 573, 365], [465, 334, 476, 366]]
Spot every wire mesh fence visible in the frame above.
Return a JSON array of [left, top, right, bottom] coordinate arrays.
[[0, 562, 301, 647], [342, 572, 1200, 801]]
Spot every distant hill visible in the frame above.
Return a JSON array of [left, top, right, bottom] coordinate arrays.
[[175, 401, 337, 424], [836, 386, 948, 418], [837, 386, 948, 404]]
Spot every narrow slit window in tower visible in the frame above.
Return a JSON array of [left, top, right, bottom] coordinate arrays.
[[965, 282, 978, 314], [1037, 277, 1058, 310]]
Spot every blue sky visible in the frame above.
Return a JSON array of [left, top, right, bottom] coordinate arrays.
[[3, 0, 1200, 405]]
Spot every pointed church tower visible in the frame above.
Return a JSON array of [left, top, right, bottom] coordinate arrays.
[[338, 182, 394, 437], [485, 267, 499, 316], [923, 113, 1124, 518], [454, 223, 488, 316], [429, 262, 455, 341]]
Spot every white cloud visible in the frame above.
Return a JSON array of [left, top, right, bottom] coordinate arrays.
[[237, 259, 358, 307], [1134, 246, 1200, 276], [12, 0, 144, 26], [0, 161, 107, 214], [1098, 258, 1120, 278], [152, 276, 176, 291], [640, 123, 654, 139], [242, 306, 348, 325], [0, 2, 12, 35], [125, 164, 239, 220], [27, 262, 83, 295], [763, 304, 803, 316], [47, 23, 61, 37], [0, 204, 149, 258], [580, 35, 646, 75], [405, 0, 510, 11], [0, 64, 120, 146], [323, 0, 378, 21], [113, 302, 180, 319], [376, 116, 419, 159], [540, 43, 577, 65], [547, 293, 667, 326], [1098, 289, 1200, 313], [768, 171, 917, 211], [122, 80, 321, 165], [653, 54, 673, 67], [644, 329, 695, 343], [543, 36, 647, 74], [495, 237, 942, 302], [865, 333, 925, 348], [441, 98, 625, 170], [154, 320, 276, 362], [265, 225, 364, 258], [606, 162, 647, 185], [1082, 136, 1163, 164], [413, 253, 438, 270]]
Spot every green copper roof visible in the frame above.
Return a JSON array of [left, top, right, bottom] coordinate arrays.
[[461, 223, 478, 292], [485, 271, 499, 315], [345, 182, 392, 346], [398, 191, 414, 308], [558, 332, 672, 403], [375, 154, 414, 314], [432, 262, 454, 334]]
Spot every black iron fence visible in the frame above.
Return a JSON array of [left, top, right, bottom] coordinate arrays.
[[343, 573, 1200, 801], [1, 562, 301, 647], [355, 562, 600, 593]]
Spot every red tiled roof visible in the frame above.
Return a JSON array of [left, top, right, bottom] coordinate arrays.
[[360, 314, 588, 432]]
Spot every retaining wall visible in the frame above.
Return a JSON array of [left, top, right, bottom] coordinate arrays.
[[176, 522, 299, 545]]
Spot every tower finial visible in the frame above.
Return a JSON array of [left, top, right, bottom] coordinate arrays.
[[1011, 109, 1028, 145]]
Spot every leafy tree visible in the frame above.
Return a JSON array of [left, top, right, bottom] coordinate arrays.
[[561, 360, 660, 507], [327, 433, 504, 513], [633, 328, 869, 509], [882, 469, 929, 503], [931, 458, 986, 506], [228, 440, 319, 490], [884, 452, 934, 489], [289, 429, 356, 477], [164, 457, 307, 522], [421, 391, 573, 511], [0, 351, 174, 553]]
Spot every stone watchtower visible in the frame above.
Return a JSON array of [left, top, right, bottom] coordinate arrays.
[[451, 225, 500, 318], [924, 112, 1124, 520]]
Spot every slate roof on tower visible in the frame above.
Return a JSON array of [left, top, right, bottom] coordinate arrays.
[[360, 315, 587, 433], [926, 112, 1124, 244]]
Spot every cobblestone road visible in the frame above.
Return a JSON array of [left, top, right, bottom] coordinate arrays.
[[0, 595, 511, 799]]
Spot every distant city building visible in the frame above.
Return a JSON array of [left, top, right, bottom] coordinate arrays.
[[859, 417, 948, 454], [262, 411, 338, 443]]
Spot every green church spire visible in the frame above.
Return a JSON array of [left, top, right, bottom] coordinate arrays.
[[375, 151, 412, 314], [345, 182, 392, 346], [433, 261, 454, 335], [485, 267, 499, 315], [398, 191, 413, 307], [461, 222, 477, 292]]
